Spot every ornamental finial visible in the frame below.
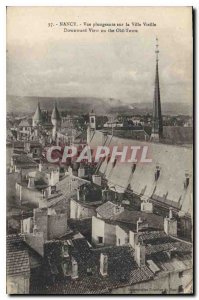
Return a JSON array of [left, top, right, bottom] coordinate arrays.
[[155, 37, 159, 62]]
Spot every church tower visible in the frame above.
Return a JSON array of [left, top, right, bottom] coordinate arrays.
[[150, 38, 163, 142], [89, 109, 96, 130], [32, 101, 43, 127], [87, 109, 96, 144], [51, 101, 61, 141]]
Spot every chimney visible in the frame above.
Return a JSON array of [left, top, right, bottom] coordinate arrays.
[[50, 169, 60, 186], [164, 209, 177, 237], [169, 208, 173, 219], [102, 188, 108, 202], [135, 243, 146, 267], [78, 166, 85, 178], [100, 253, 108, 276], [114, 205, 124, 215], [141, 199, 153, 213], [71, 257, 78, 279], [28, 177, 35, 189], [92, 174, 102, 186], [33, 224, 38, 235], [155, 166, 160, 181], [137, 217, 142, 232], [129, 231, 138, 249], [184, 173, 190, 189], [48, 185, 56, 196], [137, 217, 148, 232], [62, 242, 69, 258], [77, 187, 80, 201]]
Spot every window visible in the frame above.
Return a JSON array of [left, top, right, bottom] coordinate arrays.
[[91, 117, 95, 123], [125, 236, 129, 244], [98, 236, 103, 244], [132, 163, 136, 173], [113, 158, 117, 168], [62, 244, 69, 257], [155, 166, 160, 181], [184, 176, 190, 189], [179, 271, 183, 278], [87, 268, 93, 275], [178, 285, 183, 293], [118, 238, 120, 245]]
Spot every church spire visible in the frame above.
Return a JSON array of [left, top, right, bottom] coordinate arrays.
[[32, 100, 43, 127], [150, 38, 163, 142], [51, 101, 61, 122]]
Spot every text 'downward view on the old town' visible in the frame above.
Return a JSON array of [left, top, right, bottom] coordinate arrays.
[[6, 7, 193, 295]]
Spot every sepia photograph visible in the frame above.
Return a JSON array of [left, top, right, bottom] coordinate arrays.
[[6, 6, 193, 295]]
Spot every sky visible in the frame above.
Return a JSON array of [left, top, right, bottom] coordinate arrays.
[[6, 7, 193, 105]]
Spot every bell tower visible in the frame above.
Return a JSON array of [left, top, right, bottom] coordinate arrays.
[[89, 109, 96, 130]]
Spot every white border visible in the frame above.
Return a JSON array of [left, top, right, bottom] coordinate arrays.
[[0, 1, 197, 299]]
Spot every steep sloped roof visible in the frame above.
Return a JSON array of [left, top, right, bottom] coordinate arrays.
[[51, 103, 61, 121], [163, 126, 193, 145], [33, 103, 43, 122], [89, 131, 192, 214], [96, 201, 119, 219]]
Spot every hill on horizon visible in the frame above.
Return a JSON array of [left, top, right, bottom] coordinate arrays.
[[6, 95, 192, 116]]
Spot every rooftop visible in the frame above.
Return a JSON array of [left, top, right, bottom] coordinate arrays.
[[89, 130, 192, 215]]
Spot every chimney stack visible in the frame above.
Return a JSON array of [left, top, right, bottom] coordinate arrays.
[[100, 253, 108, 276], [78, 166, 85, 178], [164, 209, 177, 236], [92, 175, 102, 186], [141, 199, 153, 213], [137, 217, 149, 232], [71, 257, 78, 279], [28, 177, 35, 189], [169, 208, 173, 219], [129, 231, 138, 249], [114, 205, 124, 215], [135, 243, 146, 267]]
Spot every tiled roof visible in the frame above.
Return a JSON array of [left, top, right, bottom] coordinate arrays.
[[163, 126, 193, 145], [7, 234, 42, 276], [13, 154, 38, 167], [96, 201, 119, 219], [18, 119, 32, 127], [47, 175, 86, 208], [40, 239, 154, 294], [137, 230, 169, 244], [7, 250, 30, 275], [7, 235, 30, 276], [112, 209, 164, 230], [146, 240, 192, 256]]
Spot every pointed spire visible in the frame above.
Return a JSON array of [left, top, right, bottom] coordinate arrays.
[[150, 38, 163, 142], [51, 101, 61, 121], [33, 101, 43, 124]]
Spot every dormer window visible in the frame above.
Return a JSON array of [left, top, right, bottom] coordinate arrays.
[[113, 158, 117, 168], [184, 173, 190, 189], [155, 166, 160, 181], [132, 163, 136, 173], [62, 243, 69, 257]]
